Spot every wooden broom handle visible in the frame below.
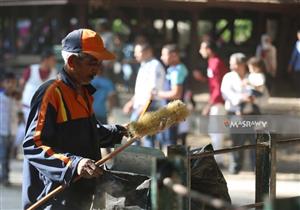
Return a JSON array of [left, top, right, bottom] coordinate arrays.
[[27, 99, 152, 210], [27, 137, 138, 210], [138, 99, 152, 121]]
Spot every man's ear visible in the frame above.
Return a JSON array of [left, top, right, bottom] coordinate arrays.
[[67, 54, 77, 69]]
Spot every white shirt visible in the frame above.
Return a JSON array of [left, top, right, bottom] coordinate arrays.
[[221, 71, 248, 112], [248, 72, 265, 87], [248, 72, 269, 107], [22, 64, 57, 107], [133, 58, 165, 109]]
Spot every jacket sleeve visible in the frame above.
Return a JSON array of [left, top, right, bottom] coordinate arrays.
[[23, 82, 82, 185]]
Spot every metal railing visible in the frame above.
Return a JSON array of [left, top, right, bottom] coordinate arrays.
[[156, 136, 300, 210]]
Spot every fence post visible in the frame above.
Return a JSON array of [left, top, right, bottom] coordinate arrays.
[[151, 156, 187, 210], [168, 145, 191, 210], [255, 131, 271, 208], [270, 135, 277, 200]]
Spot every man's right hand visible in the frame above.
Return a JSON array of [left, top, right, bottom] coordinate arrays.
[[77, 158, 103, 179]]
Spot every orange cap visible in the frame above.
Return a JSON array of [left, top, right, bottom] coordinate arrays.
[[62, 28, 115, 60]]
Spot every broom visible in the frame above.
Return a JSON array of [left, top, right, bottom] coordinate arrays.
[[27, 99, 189, 210]]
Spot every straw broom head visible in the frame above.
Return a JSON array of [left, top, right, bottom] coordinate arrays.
[[128, 100, 190, 137]]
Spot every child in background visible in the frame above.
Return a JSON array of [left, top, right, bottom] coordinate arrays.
[[239, 57, 269, 115]]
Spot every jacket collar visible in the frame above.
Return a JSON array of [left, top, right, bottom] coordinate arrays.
[[60, 67, 96, 95]]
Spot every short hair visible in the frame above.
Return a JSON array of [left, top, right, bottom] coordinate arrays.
[[41, 49, 55, 60], [0, 72, 16, 83], [61, 50, 79, 64], [162, 44, 179, 54], [247, 57, 266, 73], [202, 40, 218, 52], [136, 43, 152, 52], [230, 53, 247, 64]]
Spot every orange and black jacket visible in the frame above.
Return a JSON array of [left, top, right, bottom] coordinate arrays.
[[22, 68, 124, 209]]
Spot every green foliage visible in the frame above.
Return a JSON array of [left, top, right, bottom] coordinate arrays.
[[216, 19, 231, 43], [215, 19, 252, 44], [234, 19, 252, 44]]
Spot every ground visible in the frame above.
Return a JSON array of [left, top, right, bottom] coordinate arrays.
[[0, 91, 299, 210]]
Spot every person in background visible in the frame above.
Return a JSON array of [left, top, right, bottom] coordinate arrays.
[[123, 43, 165, 147], [153, 44, 188, 147], [288, 29, 300, 96], [221, 53, 256, 174], [0, 72, 17, 186], [13, 111, 26, 159], [91, 67, 117, 124], [22, 29, 128, 209], [193, 40, 228, 167], [20, 49, 57, 121], [10, 88, 22, 158], [256, 34, 277, 92], [240, 57, 269, 115]]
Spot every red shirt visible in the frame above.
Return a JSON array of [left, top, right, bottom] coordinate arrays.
[[207, 55, 228, 105]]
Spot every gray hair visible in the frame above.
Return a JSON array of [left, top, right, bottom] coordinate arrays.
[[230, 53, 247, 64], [61, 50, 79, 64]]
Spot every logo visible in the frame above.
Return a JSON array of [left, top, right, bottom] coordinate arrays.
[[224, 119, 268, 129], [223, 119, 230, 127]]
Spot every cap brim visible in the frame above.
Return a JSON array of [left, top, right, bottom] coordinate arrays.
[[83, 49, 116, 60]]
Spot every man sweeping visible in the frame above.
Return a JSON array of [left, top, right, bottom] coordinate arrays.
[[22, 29, 127, 210]]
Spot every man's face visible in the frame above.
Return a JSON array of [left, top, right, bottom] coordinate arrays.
[[297, 32, 300, 40], [71, 54, 102, 85], [134, 45, 144, 63], [229, 57, 238, 71], [3, 78, 17, 94], [46, 55, 57, 70], [199, 42, 209, 59], [161, 48, 171, 66]]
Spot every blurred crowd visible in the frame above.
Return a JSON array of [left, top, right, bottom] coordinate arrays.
[[1, 23, 300, 186]]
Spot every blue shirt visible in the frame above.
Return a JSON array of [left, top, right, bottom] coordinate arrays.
[[289, 40, 300, 72], [163, 63, 188, 103], [91, 76, 116, 119], [166, 63, 188, 88]]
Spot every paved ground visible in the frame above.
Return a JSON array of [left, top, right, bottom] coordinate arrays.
[[0, 159, 299, 210], [0, 94, 299, 210]]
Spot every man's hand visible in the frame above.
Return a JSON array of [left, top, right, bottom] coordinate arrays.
[[118, 124, 130, 137], [77, 158, 103, 179], [201, 104, 211, 116], [193, 70, 206, 82], [123, 100, 133, 114]]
